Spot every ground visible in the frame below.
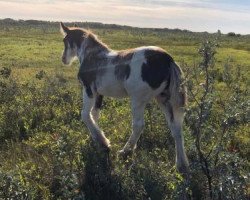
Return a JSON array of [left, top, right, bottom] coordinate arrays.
[[0, 19, 249, 199]]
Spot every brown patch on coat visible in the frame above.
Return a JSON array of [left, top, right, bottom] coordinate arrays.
[[114, 64, 131, 80], [78, 56, 107, 97], [78, 32, 109, 97], [141, 49, 173, 89], [95, 95, 103, 109], [63, 28, 86, 48]]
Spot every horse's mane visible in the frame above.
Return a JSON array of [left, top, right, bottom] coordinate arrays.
[[69, 27, 109, 52], [86, 32, 110, 51], [65, 27, 109, 50]]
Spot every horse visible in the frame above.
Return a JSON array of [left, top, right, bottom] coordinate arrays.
[[59, 22, 189, 174]]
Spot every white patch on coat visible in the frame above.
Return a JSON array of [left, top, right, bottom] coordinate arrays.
[[62, 42, 78, 65], [96, 58, 128, 98]]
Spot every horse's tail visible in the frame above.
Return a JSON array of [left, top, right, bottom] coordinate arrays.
[[168, 62, 187, 108]]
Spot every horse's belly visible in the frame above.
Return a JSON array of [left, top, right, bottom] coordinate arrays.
[[97, 83, 128, 98]]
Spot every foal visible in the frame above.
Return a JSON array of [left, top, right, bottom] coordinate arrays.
[[60, 22, 189, 173]]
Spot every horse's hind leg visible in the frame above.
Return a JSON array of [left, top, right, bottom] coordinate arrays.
[[120, 98, 147, 156], [156, 96, 189, 174], [82, 92, 110, 149]]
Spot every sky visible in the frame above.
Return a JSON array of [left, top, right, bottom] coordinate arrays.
[[0, 0, 250, 34]]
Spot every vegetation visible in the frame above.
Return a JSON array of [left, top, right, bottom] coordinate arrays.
[[0, 19, 249, 199]]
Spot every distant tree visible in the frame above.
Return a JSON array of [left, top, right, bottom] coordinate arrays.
[[227, 32, 236, 37], [217, 29, 221, 36]]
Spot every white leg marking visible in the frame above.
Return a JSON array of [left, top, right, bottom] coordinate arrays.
[[166, 106, 189, 173], [121, 98, 146, 154], [91, 107, 100, 123], [81, 92, 110, 148], [156, 97, 189, 173]]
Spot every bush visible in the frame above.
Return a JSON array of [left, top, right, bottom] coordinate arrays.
[[185, 40, 248, 199], [0, 38, 249, 199]]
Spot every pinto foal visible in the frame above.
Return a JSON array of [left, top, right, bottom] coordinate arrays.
[[60, 22, 189, 173]]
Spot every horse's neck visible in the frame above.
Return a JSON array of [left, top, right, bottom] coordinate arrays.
[[78, 41, 110, 65]]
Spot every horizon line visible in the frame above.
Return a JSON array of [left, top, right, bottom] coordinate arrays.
[[1, 17, 248, 36]]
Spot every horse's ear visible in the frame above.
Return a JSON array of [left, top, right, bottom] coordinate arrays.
[[74, 23, 78, 27], [60, 22, 69, 36]]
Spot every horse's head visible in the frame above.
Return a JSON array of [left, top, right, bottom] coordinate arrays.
[[60, 22, 85, 65]]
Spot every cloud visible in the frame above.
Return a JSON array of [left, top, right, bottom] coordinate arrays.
[[0, 0, 249, 34]]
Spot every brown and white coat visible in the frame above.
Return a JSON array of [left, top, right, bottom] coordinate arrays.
[[60, 23, 189, 174]]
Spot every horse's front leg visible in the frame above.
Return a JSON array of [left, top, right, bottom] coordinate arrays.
[[119, 99, 146, 156], [91, 94, 103, 122], [81, 92, 110, 149]]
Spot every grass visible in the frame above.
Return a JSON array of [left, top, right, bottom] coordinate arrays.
[[0, 19, 249, 199]]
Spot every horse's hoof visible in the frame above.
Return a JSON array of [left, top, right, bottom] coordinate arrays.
[[97, 137, 111, 151], [99, 142, 111, 153], [177, 164, 190, 179], [118, 149, 133, 159]]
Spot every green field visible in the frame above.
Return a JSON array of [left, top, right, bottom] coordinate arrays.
[[0, 19, 249, 199]]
